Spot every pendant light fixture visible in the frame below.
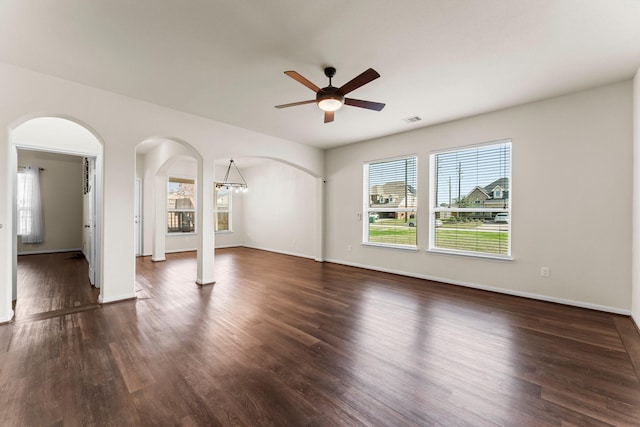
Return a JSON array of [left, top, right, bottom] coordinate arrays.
[[216, 159, 248, 192]]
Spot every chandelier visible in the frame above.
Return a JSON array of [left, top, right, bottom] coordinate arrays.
[[216, 159, 248, 192]]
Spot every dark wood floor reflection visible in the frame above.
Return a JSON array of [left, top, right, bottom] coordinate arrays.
[[1, 248, 640, 426], [14, 252, 99, 320]]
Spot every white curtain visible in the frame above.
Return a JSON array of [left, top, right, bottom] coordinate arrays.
[[17, 167, 43, 244]]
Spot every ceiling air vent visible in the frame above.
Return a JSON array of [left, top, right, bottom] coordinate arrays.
[[404, 116, 422, 123]]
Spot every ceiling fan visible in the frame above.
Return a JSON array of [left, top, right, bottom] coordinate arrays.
[[275, 67, 385, 123]]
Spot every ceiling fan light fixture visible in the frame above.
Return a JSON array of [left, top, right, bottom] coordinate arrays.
[[317, 97, 343, 112], [276, 67, 384, 122]]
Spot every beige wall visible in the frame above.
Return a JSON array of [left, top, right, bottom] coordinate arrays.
[[17, 150, 83, 254], [326, 81, 633, 313]]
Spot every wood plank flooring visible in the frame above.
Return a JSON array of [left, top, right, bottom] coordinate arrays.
[[14, 252, 99, 320], [1, 247, 640, 426]]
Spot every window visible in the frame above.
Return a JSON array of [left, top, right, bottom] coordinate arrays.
[[430, 140, 511, 258], [363, 155, 417, 248], [167, 177, 195, 233], [17, 168, 43, 243], [214, 184, 231, 232]]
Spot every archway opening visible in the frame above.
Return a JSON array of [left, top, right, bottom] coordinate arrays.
[[10, 116, 103, 319]]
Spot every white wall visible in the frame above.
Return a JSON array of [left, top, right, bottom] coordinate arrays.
[[242, 161, 318, 259], [632, 69, 640, 327], [326, 81, 633, 313], [17, 150, 83, 254], [0, 62, 324, 322]]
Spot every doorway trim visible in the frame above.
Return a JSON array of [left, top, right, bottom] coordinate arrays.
[[9, 116, 104, 309]]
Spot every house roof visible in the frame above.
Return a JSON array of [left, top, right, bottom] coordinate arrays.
[[0, 1, 639, 149], [484, 178, 509, 193]]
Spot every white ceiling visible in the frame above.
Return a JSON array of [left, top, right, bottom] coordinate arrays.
[[1, 1, 639, 150]]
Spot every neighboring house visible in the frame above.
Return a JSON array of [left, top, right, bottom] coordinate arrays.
[[456, 178, 509, 219], [369, 181, 417, 219]]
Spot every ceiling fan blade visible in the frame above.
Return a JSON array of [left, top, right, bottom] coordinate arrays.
[[324, 111, 334, 123], [338, 68, 381, 95], [344, 98, 386, 111], [284, 71, 320, 92], [274, 99, 316, 109]]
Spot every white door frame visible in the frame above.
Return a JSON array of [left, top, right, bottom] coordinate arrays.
[[134, 178, 142, 256], [11, 147, 103, 298]]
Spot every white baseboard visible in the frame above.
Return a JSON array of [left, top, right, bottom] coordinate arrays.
[[98, 293, 137, 304], [0, 309, 14, 323], [325, 258, 631, 316], [17, 247, 83, 256], [632, 313, 640, 330], [242, 245, 316, 261], [165, 248, 197, 254]]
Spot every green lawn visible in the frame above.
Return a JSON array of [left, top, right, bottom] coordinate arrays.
[[368, 225, 416, 245], [434, 229, 509, 255], [368, 224, 509, 254]]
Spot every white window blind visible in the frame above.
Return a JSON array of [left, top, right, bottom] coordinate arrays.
[[430, 140, 511, 257], [363, 155, 417, 248]]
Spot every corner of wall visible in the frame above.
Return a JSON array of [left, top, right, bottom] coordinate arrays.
[[632, 66, 640, 326]]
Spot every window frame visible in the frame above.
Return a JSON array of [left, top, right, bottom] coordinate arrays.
[[214, 183, 232, 233], [429, 140, 512, 260], [363, 154, 418, 250], [166, 175, 197, 235]]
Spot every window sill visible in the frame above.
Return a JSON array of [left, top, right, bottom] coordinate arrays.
[[215, 230, 233, 234], [427, 248, 513, 261], [166, 232, 197, 236], [362, 242, 419, 252]]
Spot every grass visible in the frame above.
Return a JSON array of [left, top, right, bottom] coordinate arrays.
[[368, 223, 509, 254], [368, 224, 416, 246], [434, 229, 509, 255]]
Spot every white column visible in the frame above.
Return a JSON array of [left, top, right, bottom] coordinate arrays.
[[197, 160, 215, 285], [315, 176, 325, 262], [151, 174, 166, 262]]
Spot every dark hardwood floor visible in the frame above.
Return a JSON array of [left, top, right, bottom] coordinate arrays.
[[14, 252, 99, 320], [1, 248, 640, 426]]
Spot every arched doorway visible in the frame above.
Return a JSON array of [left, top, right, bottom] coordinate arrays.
[[10, 116, 103, 318], [135, 137, 210, 283]]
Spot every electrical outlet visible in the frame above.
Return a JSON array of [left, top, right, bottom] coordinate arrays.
[[540, 267, 550, 278], [347, 245, 352, 251]]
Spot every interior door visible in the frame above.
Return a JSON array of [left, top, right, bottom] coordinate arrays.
[[134, 178, 142, 256], [88, 158, 97, 286]]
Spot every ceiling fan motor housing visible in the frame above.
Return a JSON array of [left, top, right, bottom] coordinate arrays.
[[316, 86, 344, 103]]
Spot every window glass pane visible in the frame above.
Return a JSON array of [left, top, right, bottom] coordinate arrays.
[[167, 211, 195, 233], [368, 158, 417, 208], [167, 177, 196, 233], [17, 172, 33, 235], [367, 210, 417, 246], [215, 212, 229, 232], [431, 141, 511, 257], [168, 178, 195, 210], [216, 186, 229, 209], [364, 156, 417, 247], [433, 144, 510, 208], [214, 183, 232, 233], [434, 212, 509, 255]]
